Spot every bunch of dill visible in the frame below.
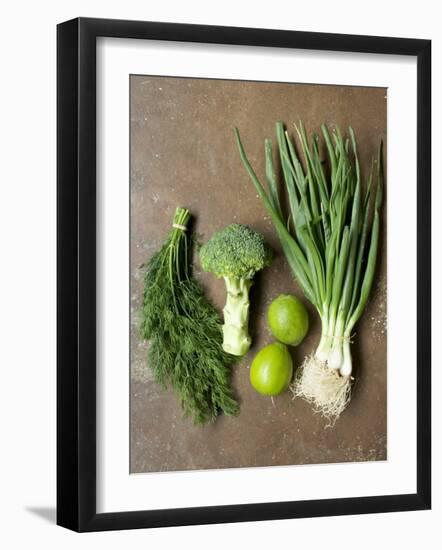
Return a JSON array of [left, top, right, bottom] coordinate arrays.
[[140, 206, 239, 424]]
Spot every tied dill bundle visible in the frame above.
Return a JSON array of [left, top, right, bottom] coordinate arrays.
[[140, 206, 239, 424]]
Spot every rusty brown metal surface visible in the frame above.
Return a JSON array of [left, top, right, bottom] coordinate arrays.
[[130, 76, 387, 473]]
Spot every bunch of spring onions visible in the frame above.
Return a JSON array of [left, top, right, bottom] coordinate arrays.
[[234, 122, 383, 422]]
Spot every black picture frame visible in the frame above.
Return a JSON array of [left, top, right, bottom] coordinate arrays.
[[57, 17, 431, 532]]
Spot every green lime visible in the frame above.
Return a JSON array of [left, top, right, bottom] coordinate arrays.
[[267, 294, 309, 346], [250, 342, 293, 396]]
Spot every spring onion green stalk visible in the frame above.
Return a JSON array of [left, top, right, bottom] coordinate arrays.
[[234, 123, 383, 422]]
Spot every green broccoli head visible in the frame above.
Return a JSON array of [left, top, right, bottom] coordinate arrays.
[[199, 223, 272, 279]]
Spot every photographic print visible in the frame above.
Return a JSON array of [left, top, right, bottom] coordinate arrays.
[[57, 18, 430, 531], [130, 75, 387, 474]]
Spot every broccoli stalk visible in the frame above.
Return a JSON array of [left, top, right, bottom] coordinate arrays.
[[222, 276, 252, 355], [200, 224, 272, 356]]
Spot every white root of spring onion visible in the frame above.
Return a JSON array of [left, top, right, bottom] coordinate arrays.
[[292, 316, 354, 425], [291, 354, 352, 426]]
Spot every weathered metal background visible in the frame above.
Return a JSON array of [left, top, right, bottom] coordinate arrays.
[[130, 76, 387, 473]]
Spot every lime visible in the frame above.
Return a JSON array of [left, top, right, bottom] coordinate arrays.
[[250, 342, 293, 396], [268, 294, 309, 346]]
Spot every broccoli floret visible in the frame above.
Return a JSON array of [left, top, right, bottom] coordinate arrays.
[[200, 224, 272, 356]]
